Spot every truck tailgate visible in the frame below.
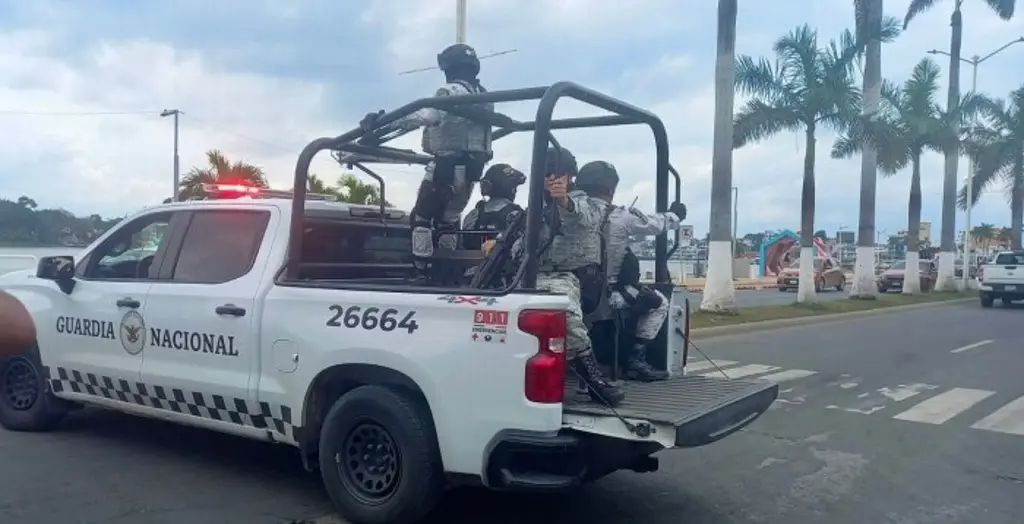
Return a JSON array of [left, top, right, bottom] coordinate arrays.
[[563, 375, 778, 448]]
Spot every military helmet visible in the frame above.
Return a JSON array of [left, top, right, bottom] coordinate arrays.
[[437, 44, 480, 75], [576, 160, 619, 193], [544, 146, 578, 177], [480, 163, 526, 197]]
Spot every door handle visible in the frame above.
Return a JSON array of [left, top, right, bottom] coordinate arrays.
[[215, 304, 247, 317], [116, 298, 141, 309]]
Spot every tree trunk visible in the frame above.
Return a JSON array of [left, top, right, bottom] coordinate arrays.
[[852, 0, 884, 299], [935, 6, 962, 291], [903, 153, 923, 294], [700, 0, 739, 313], [1012, 155, 1024, 250], [797, 125, 818, 303]]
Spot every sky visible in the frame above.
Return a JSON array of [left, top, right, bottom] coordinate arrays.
[[0, 0, 1021, 242]]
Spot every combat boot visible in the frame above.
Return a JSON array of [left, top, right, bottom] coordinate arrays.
[[572, 350, 626, 406], [625, 341, 669, 382]]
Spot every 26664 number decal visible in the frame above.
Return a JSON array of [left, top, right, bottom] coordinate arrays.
[[326, 306, 420, 334]]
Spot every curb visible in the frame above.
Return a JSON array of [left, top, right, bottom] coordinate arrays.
[[688, 297, 974, 341], [679, 283, 779, 292]]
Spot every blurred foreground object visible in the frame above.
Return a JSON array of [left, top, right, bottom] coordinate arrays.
[[0, 289, 35, 356]]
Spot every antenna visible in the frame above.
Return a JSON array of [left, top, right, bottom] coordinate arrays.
[[397, 48, 519, 76]]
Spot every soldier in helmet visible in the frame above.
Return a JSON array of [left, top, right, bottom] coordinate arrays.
[[533, 149, 625, 406], [360, 43, 493, 279], [576, 161, 687, 382], [462, 163, 526, 250]]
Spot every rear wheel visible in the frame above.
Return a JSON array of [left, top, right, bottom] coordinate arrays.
[[0, 346, 67, 431], [319, 384, 443, 524], [980, 294, 994, 308], [1001, 297, 1013, 306], [815, 279, 824, 293], [835, 278, 845, 292]]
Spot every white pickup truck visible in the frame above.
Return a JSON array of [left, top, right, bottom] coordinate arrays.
[[977, 250, 1024, 307], [0, 82, 777, 524]]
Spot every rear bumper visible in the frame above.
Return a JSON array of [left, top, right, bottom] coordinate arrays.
[[980, 288, 1024, 300], [482, 429, 585, 492]]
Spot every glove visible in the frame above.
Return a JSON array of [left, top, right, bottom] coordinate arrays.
[[669, 201, 687, 221], [359, 110, 386, 132], [482, 239, 497, 256]]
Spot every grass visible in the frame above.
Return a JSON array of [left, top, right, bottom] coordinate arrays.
[[689, 291, 972, 329]]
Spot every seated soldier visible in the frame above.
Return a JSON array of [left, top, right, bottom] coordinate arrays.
[[462, 163, 526, 250], [575, 161, 686, 382]]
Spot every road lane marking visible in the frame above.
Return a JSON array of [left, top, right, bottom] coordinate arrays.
[[698, 364, 779, 379], [756, 369, 817, 383], [971, 396, 1024, 436], [950, 339, 994, 353], [893, 388, 995, 424], [685, 360, 738, 372]]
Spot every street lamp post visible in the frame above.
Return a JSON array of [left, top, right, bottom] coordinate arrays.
[[927, 36, 1024, 287], [456, 0, 467, 43], [160, 109, 182, 202]]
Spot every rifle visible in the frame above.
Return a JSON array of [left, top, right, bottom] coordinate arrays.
[[469, 209, 526, 290]]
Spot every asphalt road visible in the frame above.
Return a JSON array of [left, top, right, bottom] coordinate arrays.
[[2, 300, 1021, 523]]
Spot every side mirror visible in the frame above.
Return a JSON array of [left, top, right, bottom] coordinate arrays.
[[36, 256, 76, 294]]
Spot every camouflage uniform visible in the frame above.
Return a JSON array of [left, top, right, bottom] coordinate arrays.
[[606, 205, 681, 340], [398, 80, 494, 258], [536, 189, 606, 358]]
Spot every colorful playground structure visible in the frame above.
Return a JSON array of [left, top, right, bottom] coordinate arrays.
[[758, 229, 829, 277]]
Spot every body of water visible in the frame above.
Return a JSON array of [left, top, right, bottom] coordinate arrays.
[[0, 246, 82, 275]]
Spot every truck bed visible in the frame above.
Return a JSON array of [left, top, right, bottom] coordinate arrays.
[[563, 374, 778, 448]]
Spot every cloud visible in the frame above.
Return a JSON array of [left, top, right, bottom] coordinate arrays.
[[0, 0, 1021, 243]]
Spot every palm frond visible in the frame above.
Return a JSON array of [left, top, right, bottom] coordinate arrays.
[[733, 100, 802, 148], [773, 25, 821, 91], [735, 55, 790, 101], [982, 0, 1016, 20], [903, 0, 943, 29]]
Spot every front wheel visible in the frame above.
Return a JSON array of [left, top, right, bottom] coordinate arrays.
[[0, 346, 67, 432], [815, 279, 824, 293], [835, 278, 845, 292], [319, 384, 443, 524]]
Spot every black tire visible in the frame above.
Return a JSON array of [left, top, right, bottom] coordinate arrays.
[[815, 279, 824, 293], [835, 278, 845, 292], [319, 384, 443, 524], [980, 295, 994, 308], [1001, 297, 1013, 306], [0, 346, 67, 432]]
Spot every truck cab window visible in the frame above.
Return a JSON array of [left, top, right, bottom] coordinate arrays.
[[86, 213, 172, 280], [300, 221, 412, 280], [171, 210, 270, 284]]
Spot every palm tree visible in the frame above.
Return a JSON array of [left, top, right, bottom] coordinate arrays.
[[971, 222, 995, 250], [902, 0, 1017, 289], [307, 174, 340, 197], [699, 0, 740, 313], [959, 86, 1024, 249], [849, 0, 904, 298], [178, 150, 269, 200], [833, 58, 947, 294], [732, 25, 862, 303], [996, 226, 1014, 247], [336, 174, 387, 206]]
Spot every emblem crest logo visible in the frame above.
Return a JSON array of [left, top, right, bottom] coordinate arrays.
[[119, 310, 146, 355]]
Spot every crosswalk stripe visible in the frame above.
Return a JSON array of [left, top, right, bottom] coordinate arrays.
[[892, 388, 995, 424], [756, 369, 817, 383], [685, 360, 737, 372], [971, 395, 1024, 436], [698, 364, 779, 379]]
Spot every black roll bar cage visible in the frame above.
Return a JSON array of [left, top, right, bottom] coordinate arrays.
[[287, 81, 678, 288]]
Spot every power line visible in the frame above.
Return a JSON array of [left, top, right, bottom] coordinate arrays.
[[0, 110, 160, 116]]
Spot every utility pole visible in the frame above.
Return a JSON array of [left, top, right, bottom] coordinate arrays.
[[160, 109, 182, 202], [456, 0, 467, 43], [928, 36, 1023, 287]]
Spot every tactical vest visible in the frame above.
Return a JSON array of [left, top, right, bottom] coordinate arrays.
[[617, 247, 641, 288], [422, 80, 493, 157], [464, 200, 519, 250]]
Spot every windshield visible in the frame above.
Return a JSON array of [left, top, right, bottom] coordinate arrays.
[[994, 252, 1024, 265], [789, 259, 823, 269]]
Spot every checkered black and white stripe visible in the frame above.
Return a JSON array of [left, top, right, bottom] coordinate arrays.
[[45, 366, 298, 441]]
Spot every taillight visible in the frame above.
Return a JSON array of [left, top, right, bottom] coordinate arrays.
[[519, 309, 566, 404]]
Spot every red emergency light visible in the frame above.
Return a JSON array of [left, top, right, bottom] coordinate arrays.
[[199, 183, 337, 202]]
